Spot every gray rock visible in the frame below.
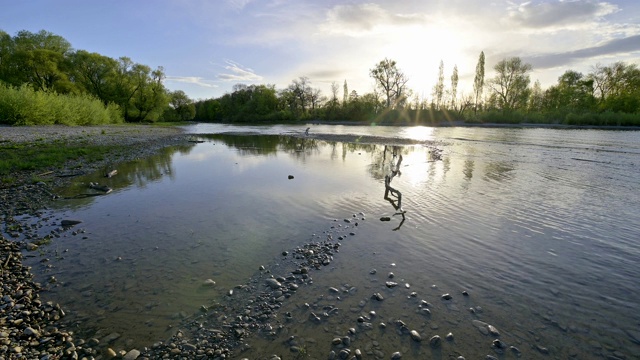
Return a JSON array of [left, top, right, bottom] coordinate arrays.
[[430, 335, 442, 348], [391, 352, 402, 359], [410, 330, 422, 342], [265, 278, 281, 289], [23, 327, 40, 338], [123, 349, 140, 360]]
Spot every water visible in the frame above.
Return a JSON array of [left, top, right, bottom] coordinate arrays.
[[23, 124, 640, 359]]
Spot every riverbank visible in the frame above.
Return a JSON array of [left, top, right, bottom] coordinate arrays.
[[0, 125, 190, 359]]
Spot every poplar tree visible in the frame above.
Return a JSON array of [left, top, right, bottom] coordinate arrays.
[[473, 51, 485, 115]]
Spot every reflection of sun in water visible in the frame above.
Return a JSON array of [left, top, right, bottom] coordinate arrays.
[[401, 126, 435, 142], [400, 147, 432, 187]]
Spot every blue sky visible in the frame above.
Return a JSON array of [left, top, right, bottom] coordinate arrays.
[[1, 0, 639, 101]]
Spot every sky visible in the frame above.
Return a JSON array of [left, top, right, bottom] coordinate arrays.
[[1, 0, 639, 101]]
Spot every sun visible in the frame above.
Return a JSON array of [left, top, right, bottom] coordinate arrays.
[[379, 23, 469, 100]]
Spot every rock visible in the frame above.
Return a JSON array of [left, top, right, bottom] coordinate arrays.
[[446, 332, 454, 341], [380, 217, 391, 221], [265, 278, 281, 289], [61, 219, 82, 226], [487, 325, 500, 336], [371, 293, 384, 301], [429, 335, 442, 348], [410, 330, 422, 342], [385, 281, 398, 288], [288, 175, 294, 179], [391, 352, 402, 359], [23, 327, 40, 338], [536, 345, 549, 354], [492, 339, 504, 349], [102, 333, 121, 344], [123, 349, 141, 360], [203, 279, 216, 286], [106, 348, 117, 358], [441, 293, 452, 300]]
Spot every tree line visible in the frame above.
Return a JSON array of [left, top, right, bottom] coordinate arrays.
[[0, 29, 196, 125], [196, 54, 640, 126], [1, 29, 638, 127]]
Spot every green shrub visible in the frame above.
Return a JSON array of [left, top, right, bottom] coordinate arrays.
[[0, 83, 124, 125]]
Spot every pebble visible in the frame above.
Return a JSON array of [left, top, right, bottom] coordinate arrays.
[[391, 351, 402, 359], [429, 335, 442, 348], [410, 330, 422, 342]]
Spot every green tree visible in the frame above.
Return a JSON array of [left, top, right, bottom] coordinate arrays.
[[69, 50, 118, 104], [589, 62, 640, 113], [2, 30, 74, 93], [488, 57, 532, 112], [369, 58, 409, 108], [543, 70, 595, 114], [473, 51, 485, 115], [166, 90, 195, 121]]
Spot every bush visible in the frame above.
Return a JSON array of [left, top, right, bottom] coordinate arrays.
[[0, 83, 124, 125]]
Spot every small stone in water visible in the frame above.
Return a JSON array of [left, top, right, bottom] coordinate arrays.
[[442, 293, 452, 300], [391, 351, 402, 359], [370, 269, 377, 274], [446, 332, 454, 341], [410, 330, 422, 342], [429, 335, 442, 348], [388, 272, 394, 278]]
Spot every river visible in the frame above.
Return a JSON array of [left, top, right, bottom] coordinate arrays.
[[25, 124, 640, 359]]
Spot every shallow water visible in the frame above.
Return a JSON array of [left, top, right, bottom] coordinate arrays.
[[23, 124, 640, 359]]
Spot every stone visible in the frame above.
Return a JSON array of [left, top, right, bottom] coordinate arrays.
[[391, 352, 402, 359], [410, 330, 422, 342], [123, 349, 141, 360], [430, 335, 442, 348], [23, 327, 40, 338], [288, 175, 294, 179], [441, 293, 452, 300], [203, 279, 216, 286], [446, 332, 454, 341], [265, 278, 281, 289]]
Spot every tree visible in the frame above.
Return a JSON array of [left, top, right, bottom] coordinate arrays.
[[543, 70, 595, 113], [528, 80, 544, 113], [343, 80, 349, 106], [473, 51, 485, 115], [433, 60, 445, 110], [450, 64, 459, 110], [69, 50, 118, 103], [588, 62, 640, 112], [488, 57, 532, 112], [3, 30, 74, 93], [168, 90, 195, 121], [369, 58, 409, 108]]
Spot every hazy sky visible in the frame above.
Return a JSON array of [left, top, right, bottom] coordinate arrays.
[[1, 0, 639, 101]]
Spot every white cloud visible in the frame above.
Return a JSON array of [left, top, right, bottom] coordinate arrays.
[[508, 0, 619, 29], [165, 76, 218, 88], [217, 60, 263, 82], [322, 3, 424, 36]]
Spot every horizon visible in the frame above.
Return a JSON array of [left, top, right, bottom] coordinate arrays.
[[1, 0, 639, 101]]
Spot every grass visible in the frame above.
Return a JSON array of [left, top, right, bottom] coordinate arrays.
[[0, 142, 120, 176]]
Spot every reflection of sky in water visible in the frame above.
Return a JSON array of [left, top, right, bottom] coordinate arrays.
[[28, 127, 640, 357]]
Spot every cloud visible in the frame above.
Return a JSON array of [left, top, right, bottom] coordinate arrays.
[[165, 76, 218, 88], [226, 0, 253, 10], [322, 3, 424, 36], [509, 0, 619, 29], [217, 60, 263, 82], [525, 34, 640, 69]]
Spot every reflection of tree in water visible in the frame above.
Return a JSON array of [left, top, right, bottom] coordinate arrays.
[[56, 143, 195, 208], [198, 134, 280, 156], [464, 159, 475, 180], [367, 145, 411, 180], [483, 161, 516, 182]]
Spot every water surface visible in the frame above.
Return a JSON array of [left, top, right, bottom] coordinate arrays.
[[25, 124, 640, 359]]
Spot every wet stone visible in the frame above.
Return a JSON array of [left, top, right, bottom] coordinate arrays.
[[430, 335, 442, 348], [410, 330, 422, 342]]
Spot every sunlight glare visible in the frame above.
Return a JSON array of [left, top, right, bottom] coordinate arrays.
[[401, 126, 435, 142]]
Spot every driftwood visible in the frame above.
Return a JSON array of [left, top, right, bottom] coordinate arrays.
[[105, 169, 118, 178], [36, 170, 54, 177], [89, 182, 112, 194]]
